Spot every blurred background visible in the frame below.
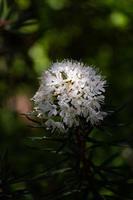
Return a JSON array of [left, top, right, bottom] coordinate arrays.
[[0, 0, 133, 199]]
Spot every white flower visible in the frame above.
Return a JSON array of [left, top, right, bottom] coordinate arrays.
[[32, 60, 107, 132]]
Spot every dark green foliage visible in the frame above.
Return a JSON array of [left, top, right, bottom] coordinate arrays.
[[0, 0, 133, 199]]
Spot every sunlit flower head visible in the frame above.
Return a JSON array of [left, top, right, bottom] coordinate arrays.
[[32, 60, 107, 132]]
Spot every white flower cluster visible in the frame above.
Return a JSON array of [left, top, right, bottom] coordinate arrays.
[[32, 60, 106, 132]]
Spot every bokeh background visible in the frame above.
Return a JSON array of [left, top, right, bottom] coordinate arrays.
[[0, 0, 133, 199]]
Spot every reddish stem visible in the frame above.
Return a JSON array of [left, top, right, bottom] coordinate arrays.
[[76, 129, 91, 178]]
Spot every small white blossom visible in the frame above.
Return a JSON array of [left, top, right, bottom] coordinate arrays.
[[32, 60, 107, 132]]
